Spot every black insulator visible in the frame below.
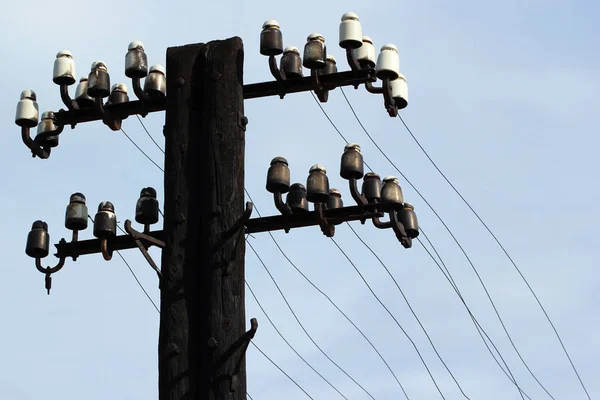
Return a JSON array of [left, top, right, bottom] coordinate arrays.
[[280, 48, 303, 79], [361, 172, 382, 203], [327, 189, 343, 210], [380, 177, 404, 212], [26, 220, 49, 258], [340, 143, 364, 180], [399, 203, 419, 238], [266, 157, 291, 193], [93, 201, 117, 238], [323, 57, 338, 75], [303, 36, 327, 70], [306, 165, 330, 203], [136, 187, 159, 225], [88, 69, 111, 98], [286, 183, 309, 214], [260, 22, 284, 56], [65, 192, 88, 231], [108, 89, 129, 105]]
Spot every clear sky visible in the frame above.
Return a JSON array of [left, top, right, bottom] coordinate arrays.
[[1, 1, 598, 399]]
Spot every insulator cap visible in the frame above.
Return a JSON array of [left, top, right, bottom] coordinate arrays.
[[339, 12, 363, 49], [354, 36, 376, 69], [144, 64, 166, 99], [281, 47, 303, 79], [391, 74, 408, 110], [381, 176, 404, 211], [376, 44, 400, 80], [266, 157, 291, 194], [136, 187, 159, 225], [88, 61, 111, 98], [94, 202, 117, 238], [26, 220, 50, 258], [260, 20, 283, 56], [306, 165, 329, 203], [15, 89, 39, 128], [361, 172, 382, 203], [340, 143, 364, 180], [53, 50, 76, 85], [286, 183, 309, 213], [65, 192, 88, 231], [125, 40, 149, 78], [399, 202, 419, 238], [303, 34, 327, 70], [327, 188, 343, 210]]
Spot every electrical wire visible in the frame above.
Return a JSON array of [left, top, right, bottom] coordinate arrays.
[[244, 188, 409, 399], [330, 237, 446, 400], [345, 222, 471, 399], [247, 393, 254, 400], [310, 92, 373, 172], [113, 223, 160, 313], [397, 114, 591, 400], [251, 341, 314, 399], [136, 114, 165, 154], [245, 280, 349, 399], [335, 87, 556, 399], [246, 240, 377, 400], [120, 127, 164, 173], [417, 228, 528, 400]]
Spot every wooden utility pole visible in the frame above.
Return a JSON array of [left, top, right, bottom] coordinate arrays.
[[159, 37, 249, 400]]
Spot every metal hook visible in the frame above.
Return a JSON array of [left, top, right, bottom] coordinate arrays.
[[372, 215, 392, 229], [315, 202, 335, 237], [100, 237, 113, 261], [21, 127, 50, 159], [35, 256, 66, 295], [349, 178, 368, 206], [131, 76, 150, 117], [273, 193, 291, 216], [95, 97, 122, 131], [59, 84, 79, 111], [390, 209, 412, 248], [268, 55, 287, 99], [381, 77, 398, 117]]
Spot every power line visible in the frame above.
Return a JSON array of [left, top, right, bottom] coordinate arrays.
[[120, 127, 164, 173], [417, 229, 528, 400], [136, 114, 165, 154], [336, 87, 555, 399], [245, 280, 348, 399], [345, 222, 471, 399], [114, 223, 160, 313], [330, 236, 447, 400], [310, 91, 374, 172], [397, 114, 591, 400], [244, 188, 408, 398], [247, 393, 254, 400], [246, 240, 376, 400], [251, 341, 314, 400]]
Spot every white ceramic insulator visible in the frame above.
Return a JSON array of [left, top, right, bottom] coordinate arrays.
[[391, 74, 408, 103], [310, 164, 327, 174], [15, 96, 39, 126], [53, 50, 76, 84], [376, 44, 400, 79], [354, 37, 375, 65], [339, 12, 363, 49]]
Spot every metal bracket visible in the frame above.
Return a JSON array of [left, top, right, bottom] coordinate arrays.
[[35, 244, 67, 295], [210, 202, 253, 255], [59, 84, 79, 113], [268, 55, 287, 99], [21, 127, 50, 159], [124, 219, 164, 279], [315, 202, 335, 237], [212, 318, 258, 392], [311, 69, 329, 102]]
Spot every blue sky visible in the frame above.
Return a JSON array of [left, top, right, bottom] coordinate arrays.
[[1, 1, 598, 399]]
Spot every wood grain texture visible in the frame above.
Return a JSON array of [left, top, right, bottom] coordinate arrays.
[[160, 37, 247, 400]]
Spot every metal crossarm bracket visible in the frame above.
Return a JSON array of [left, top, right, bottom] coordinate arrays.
[[124, 220, 163, 279]]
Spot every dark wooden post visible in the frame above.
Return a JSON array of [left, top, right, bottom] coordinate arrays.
[[160, 37, 248, 400]]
